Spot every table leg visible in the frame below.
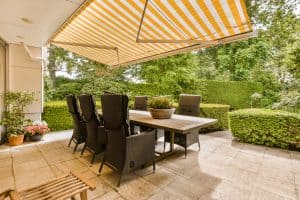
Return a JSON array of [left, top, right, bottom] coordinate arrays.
[[155, 131, 176, 161], [170, 131, 174, 152]]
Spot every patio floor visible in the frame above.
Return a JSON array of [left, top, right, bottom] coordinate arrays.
[[1, 130, 300, 200]]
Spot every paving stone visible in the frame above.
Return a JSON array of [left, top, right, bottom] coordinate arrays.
[[0, 130, 298, 200]]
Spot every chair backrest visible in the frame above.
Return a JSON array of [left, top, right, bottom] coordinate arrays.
[[178, 94, 201, 116], [101, 94, 130, 171], [134, 96, 148, 111], [66, 94, 86, 141], [101, 94, 130, 136], [78, 94, 103, 152]]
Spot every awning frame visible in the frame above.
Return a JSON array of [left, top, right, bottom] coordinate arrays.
[[51, 41, 121, 66]]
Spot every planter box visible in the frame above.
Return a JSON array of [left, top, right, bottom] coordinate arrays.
[[149, 108, 175, 119]]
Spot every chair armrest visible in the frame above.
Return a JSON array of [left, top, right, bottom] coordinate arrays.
[[126, 130, 156, 148], [125, 130, 156, 171]]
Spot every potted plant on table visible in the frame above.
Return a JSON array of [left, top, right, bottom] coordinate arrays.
[[24, 120, 50, 141], [0, 91, 35, 146], [148, 97, 175, 119]]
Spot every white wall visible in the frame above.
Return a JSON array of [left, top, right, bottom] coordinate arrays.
[[6, 43, 43, 120]]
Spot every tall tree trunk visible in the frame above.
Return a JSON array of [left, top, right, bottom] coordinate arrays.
[[47, 60, 56, 87]]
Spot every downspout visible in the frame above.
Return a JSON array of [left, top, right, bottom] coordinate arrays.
[[0, 39, 8, 144]]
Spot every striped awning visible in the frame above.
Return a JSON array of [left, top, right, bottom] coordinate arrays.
[[49, 0, 254, 67]]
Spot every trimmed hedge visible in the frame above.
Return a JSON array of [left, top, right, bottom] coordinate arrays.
[[42, 101, 73, 131], [47, 81, 262, 110], [125, 81, 262, 109], [42, 101, 102, 131], [202, 81, 263, 109], [43, 101, 230, 132], [230, 109, 300, 149], [126, 83, 169, 97], [199, 104, 230, 132]]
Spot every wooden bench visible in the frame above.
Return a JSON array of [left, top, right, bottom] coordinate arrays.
[[0, 171, 96, 200]]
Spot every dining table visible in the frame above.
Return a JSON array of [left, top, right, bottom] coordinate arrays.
[[98, 109, 217, 159], [128, 110, 218, 160]]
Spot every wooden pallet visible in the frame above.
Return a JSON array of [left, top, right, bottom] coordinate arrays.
[[0, 171, 96, 200]]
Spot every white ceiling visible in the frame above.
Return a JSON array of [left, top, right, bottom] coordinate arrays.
[[0, 0, 85, 47]]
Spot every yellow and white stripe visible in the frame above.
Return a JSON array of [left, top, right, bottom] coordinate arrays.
[[50, 0, 253, 67]]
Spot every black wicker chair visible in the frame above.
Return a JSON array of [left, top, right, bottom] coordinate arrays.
[[66, 94, 87, 152], [133, 96, 148, 111], [99, 94, 156, 187], [164, 94, 201, 157], [78, 94, 106, 164], [133, 96, 149, 133]]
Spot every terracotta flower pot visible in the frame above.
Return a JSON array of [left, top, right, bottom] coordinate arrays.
[[8, 134, 24, 146], [30, 135, 44, 141], [149, 108, 175, 119]]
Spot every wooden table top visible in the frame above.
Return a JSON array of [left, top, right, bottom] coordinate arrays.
[[129, 110, 217, 134]]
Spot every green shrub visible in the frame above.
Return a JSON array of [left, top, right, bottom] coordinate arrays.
[[42, 101, 73, 131], [199, 104, 230, 132], [202, 80, 263, 109], [126, 83, 169, 97], [46, 79, 263, 110], [229, 109, 300, 149], [52, 83, 83, 100], [125, 81, 262, 109], [148, 97, 173, 109], [42, 101, 101, 131]]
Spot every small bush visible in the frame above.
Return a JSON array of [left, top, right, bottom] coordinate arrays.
[[199, 104, 230, 132], [229, 109, 300, 149], [148, 97, 173, 109]]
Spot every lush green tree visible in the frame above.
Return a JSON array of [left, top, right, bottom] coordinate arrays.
[[134, 53, 207, 97]]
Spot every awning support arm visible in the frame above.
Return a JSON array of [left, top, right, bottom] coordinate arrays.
[[51, 41, 117, 50], [136, 0, 149, 42], [51, 41, 120, 66], [136, 31, 256, 44]]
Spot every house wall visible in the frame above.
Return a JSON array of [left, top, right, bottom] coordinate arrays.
[[6, 43, 43, 121]]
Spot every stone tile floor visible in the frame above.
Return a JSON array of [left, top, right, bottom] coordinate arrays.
[[1, 130, 300, 200]]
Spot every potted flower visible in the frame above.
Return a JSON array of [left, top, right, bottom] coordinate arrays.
[[0, 91, 35, 146], [148, 97, 175, 119], [24, 120, 50, 141]]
